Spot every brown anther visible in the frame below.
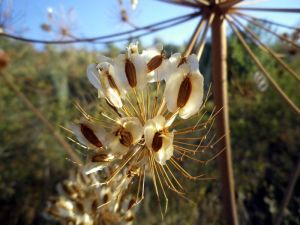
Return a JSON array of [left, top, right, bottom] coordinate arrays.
[[116, 127, 133, 147], [152, 131, 163, 152], [177, 56, 187, 68], [177, 76, 192, 108], [80, 124, 103, 148], [125, 59, 137, 87], [147, 55, 163, 72]]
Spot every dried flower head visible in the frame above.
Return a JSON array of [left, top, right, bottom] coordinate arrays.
[[70, 43, 219, 212], [45, 170, 135, 225]]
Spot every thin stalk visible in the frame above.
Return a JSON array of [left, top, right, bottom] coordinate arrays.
[[183, 16, 207, 57], [196, 12, 215, 60], [233, 7, 300, 13]]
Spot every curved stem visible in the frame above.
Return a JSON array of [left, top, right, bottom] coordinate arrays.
[[0, 11, 201, 44], [0, 72, 82, 165]]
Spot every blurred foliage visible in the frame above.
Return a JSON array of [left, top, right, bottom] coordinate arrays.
[[0, 23, 300, 225]]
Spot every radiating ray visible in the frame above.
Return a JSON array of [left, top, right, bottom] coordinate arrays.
[[236, 12, 300, 50], [226, 15, 300, 115], [230, 14, 300, 82], [234, 7, 300, 13]]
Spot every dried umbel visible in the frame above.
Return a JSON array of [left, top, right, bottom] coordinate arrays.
[[70, 43, 219, 212], [45, 171, 135, 225]]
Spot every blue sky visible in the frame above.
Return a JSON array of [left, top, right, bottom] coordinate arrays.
[[6, 0, 300, 49]]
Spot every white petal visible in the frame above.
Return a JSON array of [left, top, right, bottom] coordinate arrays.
[[144, 115, 166, 150], [113, 54, 130, 91], [166, 53, 188, 81], [120, 117, 143, 144], [179, 72, 204, 119], [87, 64, 101, 90], [164, 71, 185, 113], [107, 117, 143, 154], [97, 62, 123, 108], [69, 122, 107, 149], [105, 88, 123, 108], [144, 120, 156, 150], [142, 48, 167, 82], [70, 123, 87, 146], [154, 132, 174, 165], [131, 54, 147, 89], [107, 133, 129, 154], [153, 115, 166, 131]]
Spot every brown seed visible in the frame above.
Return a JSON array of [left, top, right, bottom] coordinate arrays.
[[80, 124, 103, 148], [117, 127, 133, 147], [125, 59, 137, 87], [91, 154, 110, 162], [147, 55, 163, 72], [177, 76, 192, 108], [107, 73, 120, 94], [152, 131, 163, 152], [103, 194, 109, 203]]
